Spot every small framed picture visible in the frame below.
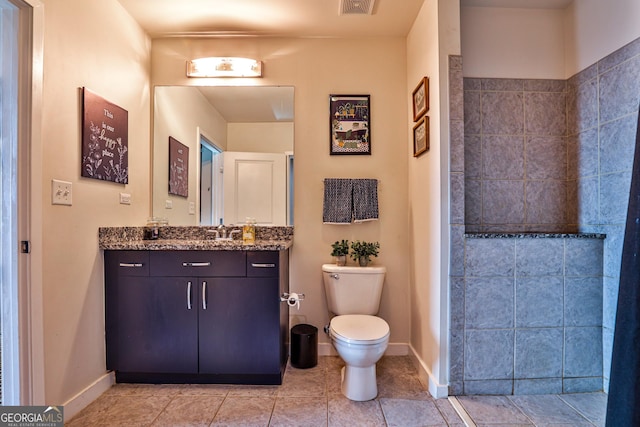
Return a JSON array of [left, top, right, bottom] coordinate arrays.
[[329, 94, 371, 155], [168, 136, 189, 197], [412, 77, 429, 122], [413, 116, 429, 157]]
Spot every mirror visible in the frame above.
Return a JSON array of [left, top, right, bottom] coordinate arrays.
[[153, 85, 294, 226]]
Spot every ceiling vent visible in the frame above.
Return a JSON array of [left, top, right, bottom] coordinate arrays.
[[339, 0, 376, 15]]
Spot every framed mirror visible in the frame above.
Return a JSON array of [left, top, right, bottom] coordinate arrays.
[[153, 85, 294, 226]]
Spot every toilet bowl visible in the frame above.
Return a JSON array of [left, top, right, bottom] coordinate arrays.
[[328, 314, 390, 401], [322, 264, 389, 401]]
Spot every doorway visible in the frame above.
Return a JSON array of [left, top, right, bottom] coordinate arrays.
[[199, 135, 222, 226]]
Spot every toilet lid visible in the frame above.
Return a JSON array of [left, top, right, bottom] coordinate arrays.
[[330, 314, 390, 344]]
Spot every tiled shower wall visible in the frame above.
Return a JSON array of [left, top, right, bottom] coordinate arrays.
[[567, 37, 640, 390], [449, 36, 640, 394], [463, 78, 570, 233]]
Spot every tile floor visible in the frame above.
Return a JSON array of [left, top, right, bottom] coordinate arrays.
[[66, 356, 607, 426]]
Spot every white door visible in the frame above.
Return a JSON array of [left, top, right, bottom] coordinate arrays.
[[223, 152, 287, 226]]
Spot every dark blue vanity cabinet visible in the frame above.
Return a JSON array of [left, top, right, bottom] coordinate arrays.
[[104, 249, 289, 385]]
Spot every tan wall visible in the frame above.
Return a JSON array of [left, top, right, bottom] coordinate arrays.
[[407, 0, 460, 395], [151, 36, 411, 346], [227, 122, 293, 153], [39, 0, 150, 404]]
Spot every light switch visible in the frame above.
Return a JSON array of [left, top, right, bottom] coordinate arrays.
[[120, 193, 131, 205], [52, 179, 72, 206]]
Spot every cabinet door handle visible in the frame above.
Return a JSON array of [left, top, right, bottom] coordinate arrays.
[[119, 262, 143, 268], [186, 281, 192, 310], [251, 263, 276, 268], [202, 281, 207, 310], [182, 262, 211, 267]]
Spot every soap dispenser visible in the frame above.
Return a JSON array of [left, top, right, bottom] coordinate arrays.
[[242, 217, 256, 245]]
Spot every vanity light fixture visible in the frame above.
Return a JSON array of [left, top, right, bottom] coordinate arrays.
[[186, 57, 263, 78]]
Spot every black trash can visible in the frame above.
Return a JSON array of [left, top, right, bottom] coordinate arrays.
[[290, 324, 318, 369]]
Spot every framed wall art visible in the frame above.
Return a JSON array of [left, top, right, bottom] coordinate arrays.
[[413, 115, 429, 157], [329, 94, 371, 155], [168, 136, 189, 197], [81, 87, 129, 183], [412, 77, 429, 122]]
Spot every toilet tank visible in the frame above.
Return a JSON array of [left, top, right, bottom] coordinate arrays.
[[322, 264, 386, 315]]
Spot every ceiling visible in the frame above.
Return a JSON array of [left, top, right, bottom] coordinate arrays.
[[117, 0, 425, 38], [118, 0, 575, 39]]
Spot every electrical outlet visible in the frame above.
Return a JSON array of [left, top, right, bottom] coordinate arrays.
[[120, 193, 131, 205], [189, 202, 196, 215], [52, 179, 72, 206], [165, 200, 173, 209]]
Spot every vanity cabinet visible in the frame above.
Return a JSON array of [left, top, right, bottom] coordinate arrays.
[[104, 249, 289, 384]]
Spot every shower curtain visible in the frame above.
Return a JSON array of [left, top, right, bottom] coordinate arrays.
[[606, 103, 640, 426]]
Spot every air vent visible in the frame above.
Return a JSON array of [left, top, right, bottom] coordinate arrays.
[[339, 0, 376, 15]]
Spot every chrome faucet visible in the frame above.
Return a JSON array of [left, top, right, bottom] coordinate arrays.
[[217, 222, 227, 239]]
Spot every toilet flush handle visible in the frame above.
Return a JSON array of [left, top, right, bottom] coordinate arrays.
[[330, 274, 339, 280]]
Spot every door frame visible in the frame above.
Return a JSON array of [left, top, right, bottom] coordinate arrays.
[[17, 0, 44, 405]]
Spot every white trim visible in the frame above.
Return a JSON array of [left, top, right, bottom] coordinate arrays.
[[408, 344, 449, 399], [448, 396, 476, 427], [62, 372, 115, 421], [21, 0, 44, 405]]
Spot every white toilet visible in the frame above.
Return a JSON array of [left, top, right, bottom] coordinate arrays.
[[322, 264, 390, 401]]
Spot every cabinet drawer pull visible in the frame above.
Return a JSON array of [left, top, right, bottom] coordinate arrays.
[[119, 262, 143, 268], [187, 281, 192, 310], [202, 281, 207, 310], [251, 263, 276, 268], [182, 262, 211, 267]]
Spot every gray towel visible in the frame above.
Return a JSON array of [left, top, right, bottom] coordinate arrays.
[[323, 179, 353, 224], [353, 179, 379, 222]]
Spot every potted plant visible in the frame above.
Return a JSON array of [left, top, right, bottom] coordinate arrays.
[[331, 239, 350, 266], [350, 240, 380, 267]]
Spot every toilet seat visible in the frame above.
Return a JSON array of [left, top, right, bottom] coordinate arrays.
[[330, 314, 390, 345]]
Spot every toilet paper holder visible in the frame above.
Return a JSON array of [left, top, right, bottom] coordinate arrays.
[[281, 292, 305, 309]]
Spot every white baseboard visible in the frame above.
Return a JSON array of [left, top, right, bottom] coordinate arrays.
[[408, 344, 449, 399], [63, 371, 114, 421]]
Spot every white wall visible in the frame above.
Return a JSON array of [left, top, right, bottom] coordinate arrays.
[[151, 36, 412, 350], [39, 0, 150, 406], [461, 1, 640, 80], [564, 0, 640, 77], [461, 6, 565, 79], [406, 0, 461, 398]]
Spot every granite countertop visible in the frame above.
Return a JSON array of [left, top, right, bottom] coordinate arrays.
[[465, 232, 606, 239], [99, 225, 293, 251]]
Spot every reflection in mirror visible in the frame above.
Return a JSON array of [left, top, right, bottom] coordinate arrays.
[[153, 86, 294, 226]]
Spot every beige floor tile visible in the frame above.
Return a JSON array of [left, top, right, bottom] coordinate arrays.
[[226, 384, 280, 397], [150, 395, 224, 426], [433, 398, 466, 426], [65, 395, 118, 426], [379, 398, 448, 427], [269, 396, 328, 427], [328, 395, 386, 427], [175, 383, 232, 396], [210, 396, 275, 426], [100, 395, 172, 426], [278, 366, 327, 398], [105, 383, 183, 397]]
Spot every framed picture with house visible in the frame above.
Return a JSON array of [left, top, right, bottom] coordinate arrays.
[[329, 94, 371, 155]]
